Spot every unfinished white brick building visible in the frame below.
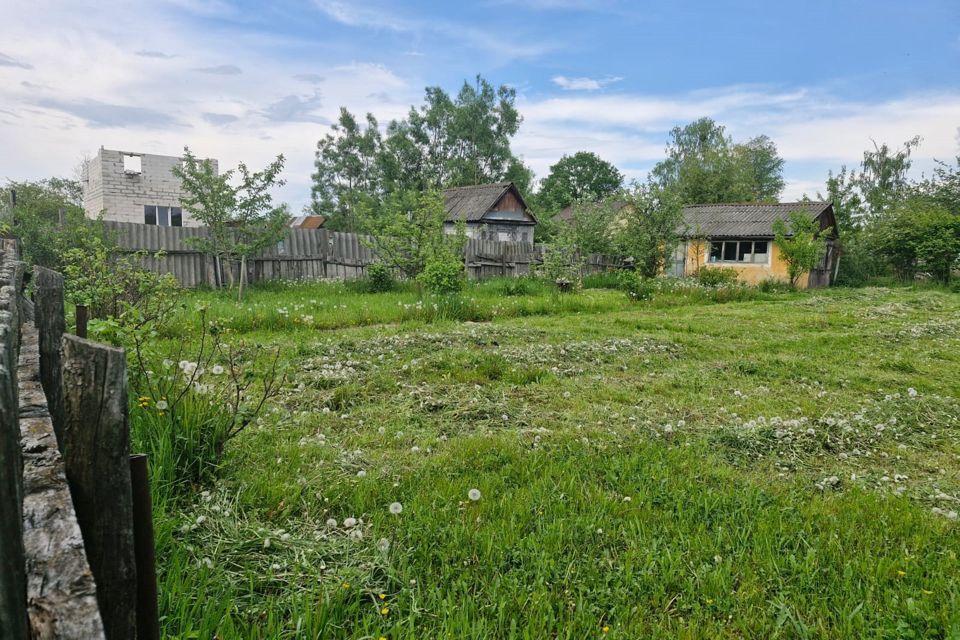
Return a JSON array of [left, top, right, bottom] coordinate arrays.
[[82, 148, 218, 227]]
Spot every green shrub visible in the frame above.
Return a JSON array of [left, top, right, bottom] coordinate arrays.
[[364, 262, 396, 293], [758, 277, 793, 293], [617, 270, 657, 301], [418, 254, 465, 294], [697, 266, 739, 286]]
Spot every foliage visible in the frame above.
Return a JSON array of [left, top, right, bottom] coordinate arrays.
[[97, 301, 286, 499], [173, 147, 290, 298], [361, 190, 463, 280], [565, 200, 621, 255], [531, 151, 623, 215], [308, 109, 383, 232], [650, 118, 785, 205], [617, 270, 657, 300], [871, 198, 960, 283], [2, 177, 102, 270], [311, 75, 528, 230], [61, 231, 179, 319], [363, 262, 396, 293], [697, 266, 739, 286], [537, 225, 583, 288], [417, 252, 465, 295], [773, 211, 831, 287], [612, 184, 682, 278]]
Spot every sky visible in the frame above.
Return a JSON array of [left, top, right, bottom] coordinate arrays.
[[1, 0, 958, 211]]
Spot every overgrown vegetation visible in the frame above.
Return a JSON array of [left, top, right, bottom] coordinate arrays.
[[139, 280, 960, 638]]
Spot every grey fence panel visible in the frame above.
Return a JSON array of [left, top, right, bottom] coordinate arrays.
[[103, 222, 627, 287]]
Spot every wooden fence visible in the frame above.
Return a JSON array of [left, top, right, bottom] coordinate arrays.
[[0, 242, 159, 639], [103, 221, 625, 288]]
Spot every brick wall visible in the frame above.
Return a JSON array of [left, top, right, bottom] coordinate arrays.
[[82, 149, 218, 227]]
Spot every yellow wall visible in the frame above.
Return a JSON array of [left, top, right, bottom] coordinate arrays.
[[683, 240, 811, 288]]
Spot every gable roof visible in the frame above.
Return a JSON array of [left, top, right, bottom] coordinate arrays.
[[681, 201, 835, 238], [555, 199, 629, 224], [443, 182, 534, 223]]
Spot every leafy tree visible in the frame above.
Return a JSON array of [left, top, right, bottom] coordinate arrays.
[[612, 184, 683, 278], [858, 136, 921, 220], [871, 198, 960, 283], [650, 118, 784, 205], [533, 151, 623, 214], [1, 177, 100, 270], [915, 149, 960, 215], [173, 147, 289, 300], [309, 109, 383, 231], [310, 74, 525, 222], [565, 200, 621, 255], [819, 166, 863, 235], [772, 211, 832, 287], [359, 190, 461, 280]]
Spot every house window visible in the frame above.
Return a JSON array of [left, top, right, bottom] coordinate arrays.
[[708, 239, 769, 264], [144, 205, 183, 226]]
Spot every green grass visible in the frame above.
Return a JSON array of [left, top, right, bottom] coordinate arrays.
[[144, 281, 960, 639]]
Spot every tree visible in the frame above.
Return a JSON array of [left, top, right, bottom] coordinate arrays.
[[650, 118, 784, 205], [309, 109, 383, 231], [612, 184, 682, 278], [533, 151, 623, 214], [772, 211, 831, 287], [1, 177, 101, 271], [310, 74, 526, 221], [871, 198, 960, 283], [358, 190, 457, 280], [173, 147, 289, 300], [565, 200, 620, 255], [858, 136, 921, 220]]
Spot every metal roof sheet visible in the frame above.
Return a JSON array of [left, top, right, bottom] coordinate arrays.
[[681, 201, 833, 238]]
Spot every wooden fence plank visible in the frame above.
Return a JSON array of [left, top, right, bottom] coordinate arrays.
[[19, 321, 105, 639], [33, 267, 66, 447], [0, 256, 27, 639], [60, 336, 136, 640]]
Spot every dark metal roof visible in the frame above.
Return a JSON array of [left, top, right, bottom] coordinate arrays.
[[443, 182, 534, 224], [681, 201, 833, 238]]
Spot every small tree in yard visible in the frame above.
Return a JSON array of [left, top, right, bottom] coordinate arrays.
[[773, 211, 832, 287], [173, 147, 289, 300], [360, 189, 461, 280], [612, 184, 682, 278]]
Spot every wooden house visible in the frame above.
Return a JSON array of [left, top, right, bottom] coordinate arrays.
[[443, 182, 537, 244]]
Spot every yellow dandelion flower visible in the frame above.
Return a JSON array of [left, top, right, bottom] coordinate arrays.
[[379, 593, 386, 600], [380, 607, 389, 616], [897, 570, 906, 577], [602, 626, 610, 633], [342, 582, 350, 589]]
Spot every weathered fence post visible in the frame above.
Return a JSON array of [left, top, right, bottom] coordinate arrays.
[[74, 305, 88, 339], [129, 454, 160, 640], [60, 335, 136, 640], [0, 256, 27, 638], [33, 267, 66, 446]]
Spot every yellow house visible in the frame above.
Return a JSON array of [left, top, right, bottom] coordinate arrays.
[[675, 202, 839, 288]]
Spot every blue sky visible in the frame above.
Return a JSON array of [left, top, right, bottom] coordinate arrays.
[[1, 0, 958, 210]]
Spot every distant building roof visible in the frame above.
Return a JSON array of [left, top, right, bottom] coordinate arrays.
[[443, 182, 535, 224], [288, 215, 327, 229], [681, 201, 835, 238], [555, 199, 629, 224]]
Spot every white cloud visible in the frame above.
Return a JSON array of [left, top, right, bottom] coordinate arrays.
[[551, 75, 623, 91], [515, 86, 960, 194]]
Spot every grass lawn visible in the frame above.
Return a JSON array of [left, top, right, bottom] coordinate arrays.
[[147, 280, 960, 639]]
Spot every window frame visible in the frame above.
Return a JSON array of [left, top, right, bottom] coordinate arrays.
[[707, 239, 771, 266]]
